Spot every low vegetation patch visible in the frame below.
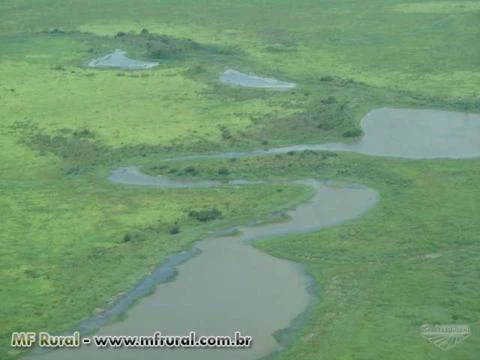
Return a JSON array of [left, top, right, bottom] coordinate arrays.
[[188, 208, 223, 222], [392, 1, 480, 14], [2, 2, 480, 359], [13, 122, 170, 167], [113, 29, 231, 59]]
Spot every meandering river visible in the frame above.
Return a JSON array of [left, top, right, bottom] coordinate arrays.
[[31, 57, 480, 360], [33, 173, 378, 360]]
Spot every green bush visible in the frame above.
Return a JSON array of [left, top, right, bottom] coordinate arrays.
[[342, 129, 362, 138], [183, 166, 199, 176], [321, 96, 337, 104], [220, 126, 233, 141], [169, 224, 180, 235], [218, 167, 230, 176], [146, 34, 200, 58], [188, 208, 222, 222]]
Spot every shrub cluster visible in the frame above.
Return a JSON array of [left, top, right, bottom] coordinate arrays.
[[342, 129, 362, 138], [218, 167, 230, 175], [113, 29, 218, 59], [183, 166, 199, 176], [188, 208, 222, 222]]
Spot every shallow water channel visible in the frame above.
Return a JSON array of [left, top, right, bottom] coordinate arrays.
[[173, 108, 480, 160], [34, 173, 378, 360], [31, 104, 480, 359]]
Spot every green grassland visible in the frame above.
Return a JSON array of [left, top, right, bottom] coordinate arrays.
[[3, 174, 313, 359], [1, 0, 479, 359], [151, 152, 480, 359]]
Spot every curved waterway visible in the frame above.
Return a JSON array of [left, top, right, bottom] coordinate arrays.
[[171, 108, 480, 160], [33, 169, 378, 360], [30, 107, 479, 359]]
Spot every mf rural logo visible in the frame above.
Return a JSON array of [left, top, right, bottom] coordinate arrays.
[[421, 324, 471, 351]]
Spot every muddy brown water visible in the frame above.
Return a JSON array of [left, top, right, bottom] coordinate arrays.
[[31, 107, 478, 359], [32, 172, 378, 360]]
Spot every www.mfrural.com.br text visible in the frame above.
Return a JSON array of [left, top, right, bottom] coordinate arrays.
[[11, 331, 253, 349]]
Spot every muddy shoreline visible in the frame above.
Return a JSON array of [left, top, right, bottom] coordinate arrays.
[[28, 106, 480, 359], [31, 170, 378, 360], [167, 108, 480, 161]]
